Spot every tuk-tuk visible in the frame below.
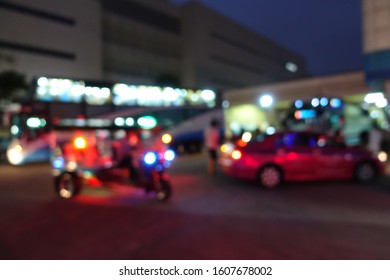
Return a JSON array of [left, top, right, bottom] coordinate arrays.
[[50, 119, 174, 201]]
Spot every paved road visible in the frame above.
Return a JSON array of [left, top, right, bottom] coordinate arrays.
[[1, 154, 390, 259]]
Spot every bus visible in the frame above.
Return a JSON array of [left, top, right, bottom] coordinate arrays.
[[6, 77, 222, 165]]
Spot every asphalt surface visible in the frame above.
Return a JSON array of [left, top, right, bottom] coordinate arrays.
[[1, 154, 390, 259]]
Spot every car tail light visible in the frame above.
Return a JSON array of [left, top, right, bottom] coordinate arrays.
[[74, 136, 87, 150], [236, 139, 248, 147], [231, 149, 242, 160]]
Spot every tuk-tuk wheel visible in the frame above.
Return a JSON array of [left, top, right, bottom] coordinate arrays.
[[55, 172, 81, 199], [155, 179, 171, 201]]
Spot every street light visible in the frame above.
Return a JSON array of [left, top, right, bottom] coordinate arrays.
[[259, 94, 274, 108]]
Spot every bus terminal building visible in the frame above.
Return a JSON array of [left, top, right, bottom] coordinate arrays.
[[0, 0, 307, 90]]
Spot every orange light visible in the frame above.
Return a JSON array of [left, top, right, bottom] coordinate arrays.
[[236, 139, 247, 147], [161, 133, 172, 144], [231, 150, 242, 160], [294, 111, 302, 119], [74, 136, 87, 149]]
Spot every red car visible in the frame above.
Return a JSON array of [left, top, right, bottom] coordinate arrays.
[[219, 131, 386, 188]]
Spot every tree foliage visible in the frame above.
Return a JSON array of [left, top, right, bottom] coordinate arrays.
[[0, 70, 29, 101]]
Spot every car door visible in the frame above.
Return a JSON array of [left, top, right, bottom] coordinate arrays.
[[314, 137, 350, 180], [277, 132, 318, 180]]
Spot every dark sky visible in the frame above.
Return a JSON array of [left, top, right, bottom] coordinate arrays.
[[170, 0, 363, 77]]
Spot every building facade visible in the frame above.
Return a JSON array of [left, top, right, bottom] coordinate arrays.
[[0, 0, 307, 89], [363, 0, 390, 97], [180, 1, 307, 89], [0, 0, 102, 80], [100, 0, 183, 85]]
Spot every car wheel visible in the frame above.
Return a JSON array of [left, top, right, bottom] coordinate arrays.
[[258, 165, 282, 189], [55, 172, 81, 199], [354, 162, 376, 183]]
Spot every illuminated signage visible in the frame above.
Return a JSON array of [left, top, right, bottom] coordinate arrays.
[[35, 77, 216, 108], [112, 83, 215, 107], [294, 109, 316, 120], [36, 77, 111, 105]]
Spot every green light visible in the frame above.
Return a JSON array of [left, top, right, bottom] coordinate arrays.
[[137, 116, 157, 129], [26, 117, 41, 128], [40, 119, 47, 127]]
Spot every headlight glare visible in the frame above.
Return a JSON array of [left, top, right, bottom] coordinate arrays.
[[144, 152, 157, 165], [164, 150, 175, 161]]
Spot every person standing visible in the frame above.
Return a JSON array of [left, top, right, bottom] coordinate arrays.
[[332, 127, 345, 147], [368, 122, 383, 154], [114, 130, 140, 180], [204, 119, 220, 175]]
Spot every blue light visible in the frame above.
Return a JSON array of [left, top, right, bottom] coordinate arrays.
[[144, 152, 157, 165], [52, 157, 64, 169], [320, 97, 329, 107], [330, 98, 342, 108], [164, 150, 175, 161], [294, 100, 303, 109]]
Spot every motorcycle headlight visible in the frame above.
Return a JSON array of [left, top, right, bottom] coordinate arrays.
[[164, 149, 175, 161], [144, 152, 157, 165]]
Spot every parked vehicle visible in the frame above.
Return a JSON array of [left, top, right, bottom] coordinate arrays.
[[219, 130, 386, 188]]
